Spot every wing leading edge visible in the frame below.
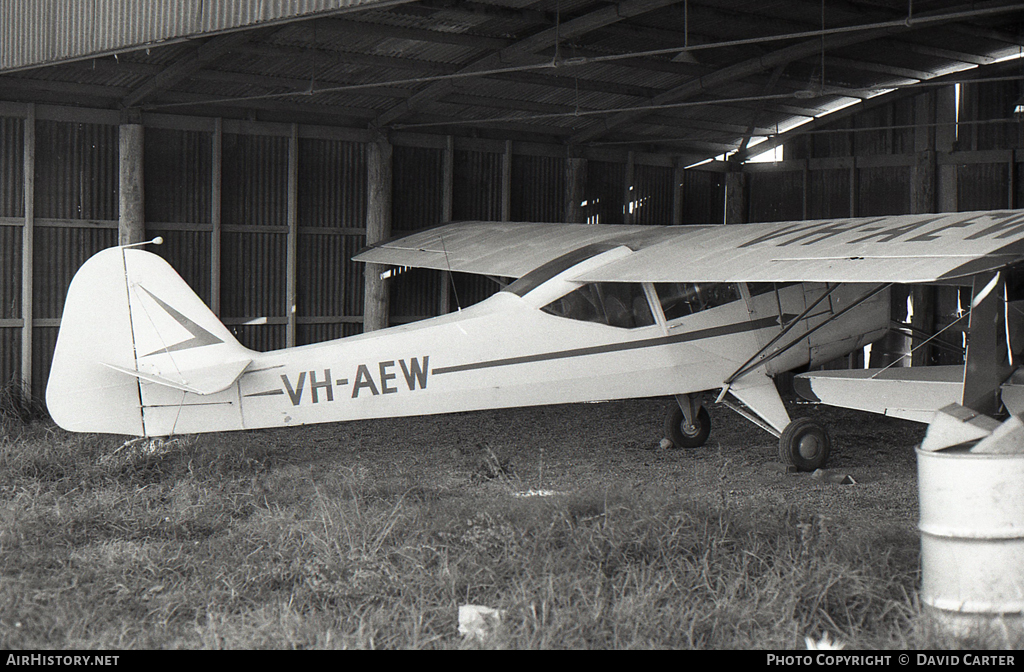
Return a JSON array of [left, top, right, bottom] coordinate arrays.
[[352, 221, 700, 278], [354, 210, 1024, 285]]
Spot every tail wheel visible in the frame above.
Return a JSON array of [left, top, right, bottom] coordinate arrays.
[[778, 417, 831, 471], [665, 405, 711, 449]]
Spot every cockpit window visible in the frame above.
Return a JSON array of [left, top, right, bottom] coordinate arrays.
[[654, 282, 740, 321], [543, 282, 655, 329]]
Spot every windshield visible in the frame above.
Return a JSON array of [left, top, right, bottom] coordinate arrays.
[[503, 244, 619, 297]]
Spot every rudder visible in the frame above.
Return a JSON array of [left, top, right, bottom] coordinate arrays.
[[46, 248, 251, 436]]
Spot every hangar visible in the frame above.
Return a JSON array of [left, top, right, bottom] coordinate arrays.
[[1, 0, 1023, 401]]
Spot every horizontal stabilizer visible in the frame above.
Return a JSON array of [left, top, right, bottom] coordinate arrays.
[[102, 357, 251, 396], [794, 365, 964, 423]]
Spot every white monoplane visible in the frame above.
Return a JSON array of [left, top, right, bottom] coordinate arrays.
[[46, 209, 1024, 470]]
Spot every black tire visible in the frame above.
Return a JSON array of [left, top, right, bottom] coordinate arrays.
[[778, 417, 831, 471], [665, 404, 711, 449]]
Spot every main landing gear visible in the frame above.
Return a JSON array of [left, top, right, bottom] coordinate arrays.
[[777, 417, 831, 472], [664, 402, 712, 448], [664, 393, 832, 471]]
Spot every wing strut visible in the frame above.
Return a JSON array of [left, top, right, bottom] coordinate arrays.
[[723, 282, 842, 389], [722, 283, 892, 391], [962, 271, 1013, 415]]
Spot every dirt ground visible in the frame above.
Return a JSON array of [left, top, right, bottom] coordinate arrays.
[[249, 396, 926, 534]]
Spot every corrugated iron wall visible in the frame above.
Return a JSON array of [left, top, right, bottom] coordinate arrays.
[[0, 0, 399, 72], [32, 119, 119, 394], [145, 127, 213, 301], [511, 154, 564, 222], [959, 163, 1010, 211], [585, 160, 626, 225], [0, 116, 23, 389], [450, 148, 501, 307], [220, 132, 289, 350], [454, 149, 502, 221], [631, 164, 673, 226], [857, 165, 911, 216], [297, 137, 366, 343], [0, 117, 23, 217], [747, 170, 803, 223], [958, 79, 1024, 152], [0, 223, 20, 391], [8, 79, 1023, 401], [681, 169, 724, 224], [392, 145, 443, 320], [35, 121, 118, 220], [852, 99, 915, 157], [806, 168, 850, 219]]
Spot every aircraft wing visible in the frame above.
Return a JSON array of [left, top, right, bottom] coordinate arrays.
[[355, 210, 1024, 284], [578, 210, 1024, 284], [353, 221, 696, 278]]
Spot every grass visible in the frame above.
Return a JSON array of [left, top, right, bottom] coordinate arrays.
[[0, 393, 1020, 649]]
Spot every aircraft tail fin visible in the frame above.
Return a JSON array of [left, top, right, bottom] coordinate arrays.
[[46, 248, 251, 436]]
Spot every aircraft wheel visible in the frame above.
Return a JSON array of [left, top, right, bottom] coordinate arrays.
[[778, 418, 831, 471], [665, 405, 711, 448]]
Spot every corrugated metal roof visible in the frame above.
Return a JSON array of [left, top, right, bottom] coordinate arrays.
[[1, 0, 1022, 162], [0, 0, 411, 72]]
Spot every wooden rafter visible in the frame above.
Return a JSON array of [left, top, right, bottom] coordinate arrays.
[[568, 22, 910, 144], [315, 16, 513, 51], [235, 42, 461, 76], [372, 0, 688, 128], [121, 30, 257, 109]]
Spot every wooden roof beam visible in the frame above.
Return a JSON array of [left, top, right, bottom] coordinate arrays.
[[408, 0, 551, 25], [236, 42, 461, 75], [483, 70, 659, 100], [192, 68, 414, 101], [569, 18, 922, 144], [398, 112, 575, 139], [121, 30, 257, 109], [882, 39, 1000, 67], [372, 0, 688, 128], [154, 90, 378, 120], [315, 16, 513, 51], [824, 55, 936, 81]]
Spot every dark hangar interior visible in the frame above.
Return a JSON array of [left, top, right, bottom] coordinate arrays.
[[2, 0, 1023, 396]]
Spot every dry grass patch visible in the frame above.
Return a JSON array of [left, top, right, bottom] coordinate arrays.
[[1, 397, 1021, 649]]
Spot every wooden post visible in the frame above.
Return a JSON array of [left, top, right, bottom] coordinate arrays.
[[849, 157, 858, 218], [286, 123, 299, 347], [801, 160, 809, 220], [565, 150, 587, 224], [440, 135, 453, 314], [501, 140, 512, 222], [672, 160, 685, 225], [21, 104, 34, 398], [724, 170, 747, 224], [210, 117, 222, 316], [118, 120, 145, 246], [623, 151, 635, 225], [935, 87, 963, 365], [910, 93, 938, 367], [936, 85, 958, 213], [364, 134, 392, 332], [1009, 151, 1016, 210]]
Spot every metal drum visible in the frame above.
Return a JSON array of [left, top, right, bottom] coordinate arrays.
[[917, 446, 1024, 636]]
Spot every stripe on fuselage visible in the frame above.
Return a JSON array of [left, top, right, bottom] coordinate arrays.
[[431, 314, 793, 375]]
